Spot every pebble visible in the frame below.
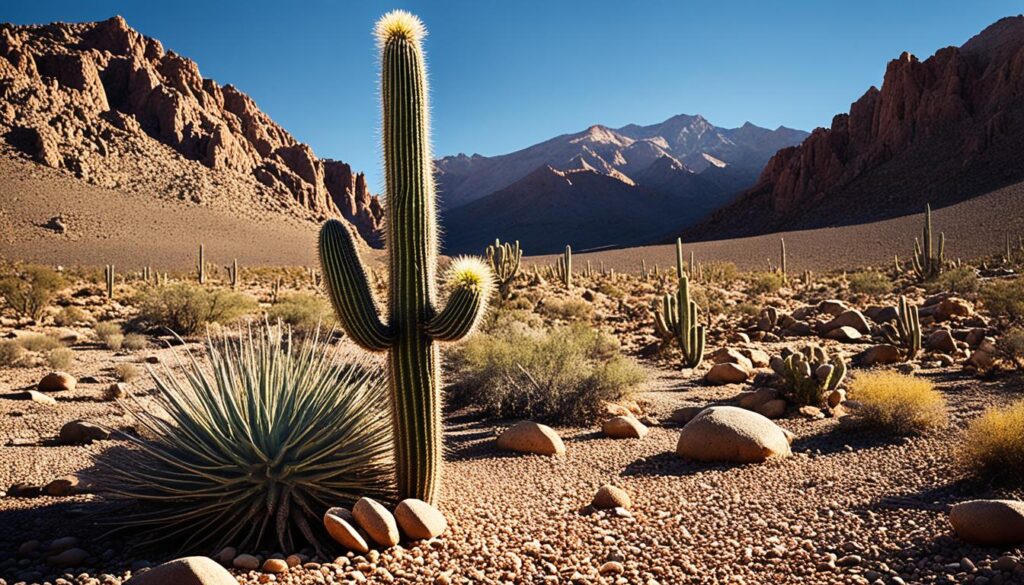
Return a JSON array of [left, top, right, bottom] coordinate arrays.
[[233, 554, 260, 570]]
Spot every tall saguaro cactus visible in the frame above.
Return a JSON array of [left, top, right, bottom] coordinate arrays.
[[197, 244, 206, 284], [555, 244, 572, 288], [653, 272, 706, 368], [318, 11, 492, 505], [485, 238, 521, 301], [912, 204, 945, 280]]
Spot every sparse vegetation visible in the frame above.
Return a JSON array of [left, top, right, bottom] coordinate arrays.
[[980, 277, 1024, 323], [267, 293, 335, 334], [744, 271, 785, 296], [0, 340, 25, 367], [17, 333, 63, 353], [0, 264, 64, 320], [136, 283, 258, 335], [961, 400, 1024, 481], [47, 347, 75, 369], [122, 333, 148, 351], [539, 297, 593, 321], [925, 265, 979, 295], [850, 371, 947, 434], [94, 321, 124, 350], [449, 322, 645, 424], [114, 362, 141, 383], [848, 270, 891, 296], [53, 306, 88, 327]]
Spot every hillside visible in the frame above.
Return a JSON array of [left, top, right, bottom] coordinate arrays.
[[687, 15, 1024, 241]]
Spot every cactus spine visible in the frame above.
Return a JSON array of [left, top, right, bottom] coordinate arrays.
[[912, 204, 945, 280], [554, 245, 572, 288], [485, 239, 522, 301], [197, 243, 206, 284], [318, 11, 492, 505], [652, 272, 706, 368], [104, 264, 114, 299]]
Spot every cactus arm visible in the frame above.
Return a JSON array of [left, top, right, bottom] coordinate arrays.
[[319, 219, 394, 351], [424, 258, 492, 342]]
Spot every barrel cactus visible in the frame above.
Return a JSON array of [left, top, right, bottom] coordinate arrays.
[[771, 345, 847, 407], [318, 11, 493, 505]]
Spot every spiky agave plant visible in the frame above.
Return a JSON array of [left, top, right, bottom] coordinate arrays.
[[95, 321, 393, 552]]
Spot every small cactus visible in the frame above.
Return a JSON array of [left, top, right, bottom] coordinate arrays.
[[653, 272, 706, 368], [780, 237, 787, 282], [554, 245, 572, 288], [197, 243, 206, 284], [911, 204, 945, 280], [104, 264, 114, 299], [882, 296, 921, 359], [770, 345, 846, 407], [485, 239, 522, 301]]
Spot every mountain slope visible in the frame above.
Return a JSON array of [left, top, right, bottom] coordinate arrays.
[[687, 15, 1024, 241], [0, 16, 383, 246]]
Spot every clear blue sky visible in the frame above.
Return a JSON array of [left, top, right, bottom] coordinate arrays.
[[5, 1, 1021, 193]]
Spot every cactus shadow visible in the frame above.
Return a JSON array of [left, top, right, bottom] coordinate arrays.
[[619, 451, 705, 478], [789, 425, 906, 457]]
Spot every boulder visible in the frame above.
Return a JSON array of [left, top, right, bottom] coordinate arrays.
[[825, 326, 862, 342], [925, 329, 957, 354], [496, 421, 565, 456], [676, 406, 792, 463], [601, 416, 648, 439], [855, 344, 902, 366], [353, 497, 400, 547], [324, 513, 369, 553], [818, 300, 851, 316], [125, 556, 236, 585], [394, 499, 447, 540], [59, 420, 109, 444], [43, 476, 80, 497], [737, 388, 778, 410], [592, 484, 631, 510], [754, 399, 787, 419], [711, 348, 753, 370], [864, 305, 899, 324], [38, 372, 76, 392], [667, 405, 705, 425], [821, 310, 871, 334], [949, 500, 1024, 546], [935, 297, 974, 321], [706, 362, 749, 385], [742, 348, 771, 368]]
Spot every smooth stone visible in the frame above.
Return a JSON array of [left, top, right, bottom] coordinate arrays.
[[125, 556, 236, 585], [59, 420, 109, 444], [601, 415, 648, 439], [705, 362, 749, 385], [950, 500, 1024, 546], [676, 406, 792, 463], [496, 421, 565, 455], [38, 371, 76, 392], [394, 498, 447, 540], [324, 513, 369, 553], [592, 484, 631, 510], [232, 554, 260, 570], [353, 497, 400, 547]]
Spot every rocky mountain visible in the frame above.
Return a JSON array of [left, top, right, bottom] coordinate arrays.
[[687, 15, 1024, 241], [438, 116, 806, 254], [0, 16, 383, 246]]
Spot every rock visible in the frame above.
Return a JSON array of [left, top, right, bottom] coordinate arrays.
[[821, 310, 871, 334], [706, 362, 750, 385], [993, 555, 1020, 572], [216, 547, 236, 565], [742, 348, 772, 368], [676, 406, 792, 463], [232, 554, 260, 570], [737, 387, 778, 410], [26, 390, 57, 405], [755, 399, 787, 419], [967, 338, 998, 370], [599, 561, 624, 574], [105, 382, 128, 400], [592, 484, 631, 510], [59, 419, 109, 443], [326, 506, 355, 522], [667, 405, 705, 425], [43, 476, 80, 496], [324, 513, 369, 553], [496, 421, 565, 456], [8, 482, 41, 498], [394, 499, 447, 540], [262, 558, 288, 573], [949, 500, 1024, 546], [38, 371, 76, 392], [855, 344, 902, 366], [125, 556, 236, 585], [935, 297, 974, 321], [827, 389, 846, 408], [48, 536, 79, 552], [825, 326, 862, 342], [353, 497, 400, 547], [48, 547, 89, 567], [925, 329, 957, 353], [798, 405, 825, 419], [601, 416, 648, 439], [711, 348, 753, 370], [818, 300, 851, 316], [602, 402, 633, 417], [864, 305, 899, 324]]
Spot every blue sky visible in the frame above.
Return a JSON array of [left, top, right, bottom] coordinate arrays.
[[5, 1, 1021, 192]]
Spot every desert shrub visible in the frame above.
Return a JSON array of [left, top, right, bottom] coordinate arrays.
[[703, 261, 739, 284], [848, 270, 891, 296], [504, 296, 534, 311], [728, 302, 761, 320], [925, 266, 979, 295], [122, 333, 148, 351], [448, 323, 645, 424], [849, 371, 947, 435], [538, 298, 593, 321], [0, 264, 64, 320], [744, 271, 785, 296], [266, 293, 335, 334], [17, 333, 63, 353], [114, 362, 141, 382], [0, 340, 25, 367], [995, 327, 1024, 370], [95, 321, 124, 350], [980, 278, 1024, 323], [97, 323, 391, 551], [961, 400, 1024, 481], [595, 282, 625, 299], [47, 347, 75, 369], [136, 283, 257, 335], [53, 306, 88, 327]]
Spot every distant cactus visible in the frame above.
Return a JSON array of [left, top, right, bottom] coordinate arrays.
[[780, 237, 787, 282], [197, 243, 206, 284], [1005, 233, 1013, 265], [771, 345, 846, 407], [104, 264, 114, 299], [486, 239, 521, 301], [554, 245, 572, 288], [319, 11, 492, 504], [882, 296, 921, 359], [641, 259, 648, 281], [585, 260, 593, 278], [912, 204, 945, 280], [229, 259, 239, 289], [653, 272, 706, 368]]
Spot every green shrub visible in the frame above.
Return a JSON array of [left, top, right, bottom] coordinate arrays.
[[53, 306, 88, 327], [849, 371, 947, 435], [96, 323, 392, 551], [0, 340, 25, 367], [995, 327, 1024, 370], [962, 400, 1024, 481], [925, 266, 979, 295], [122, 333, 148, 351], [595, 282, 624, 299], [538, 298, 593, 321], [448, 323, 645, 424], [848, 270, 891, 296], [980, 278, 1024, 323], [744, 271, 785, 296], [17, 334, 62, 353], [703, 262, 739, 284], [47, 347, 75, 369], [0, 265, 64, 320], [136, 283, 257, 335], [266, 293, 335, 334]]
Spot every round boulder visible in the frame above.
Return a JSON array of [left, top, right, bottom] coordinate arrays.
[[496, 421, 565, 455], [125, 556, 236, 585], [592, 484, 631, 510], [705, 362, 749, 385], [59, 420, 109, 444], [394, 498, 447, 540], [601, 416, 648, 439], [324, 513, 369, 553], [950, 499, 1024, 546], [676, 406, 792, 463], [38, 372, 76, 392], [353, 497, 400, 547]]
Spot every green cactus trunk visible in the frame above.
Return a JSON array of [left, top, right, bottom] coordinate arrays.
[[318, 13, 491, 505]]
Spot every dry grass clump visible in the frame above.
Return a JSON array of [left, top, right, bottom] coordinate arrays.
[[266, 293, 336, 334], [980, 277, 1024, 323], [47, 347, 75, 369], [94, 321, 124, 350], [122, 333, 148, 351], [17, 333, 63, 353], [136, 283, 257, 335], [848, 270, 891, 296], [0, 264, 64, 320], [702, 261, 739, 284], [539, 298, 593, 321], [849, 371, 947, 435], [0, 340, 25, 367], [961, 400, 1024, 481], [114, 362, 141, 382], [448, 322, 645, 424], [53, 306, 89, 327], [925, 265, 979, 295], [744, 271, 785, 296]]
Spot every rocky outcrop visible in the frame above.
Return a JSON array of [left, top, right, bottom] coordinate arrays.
[[687, 16, 1024, 240], [0, 16, 383, 245]]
